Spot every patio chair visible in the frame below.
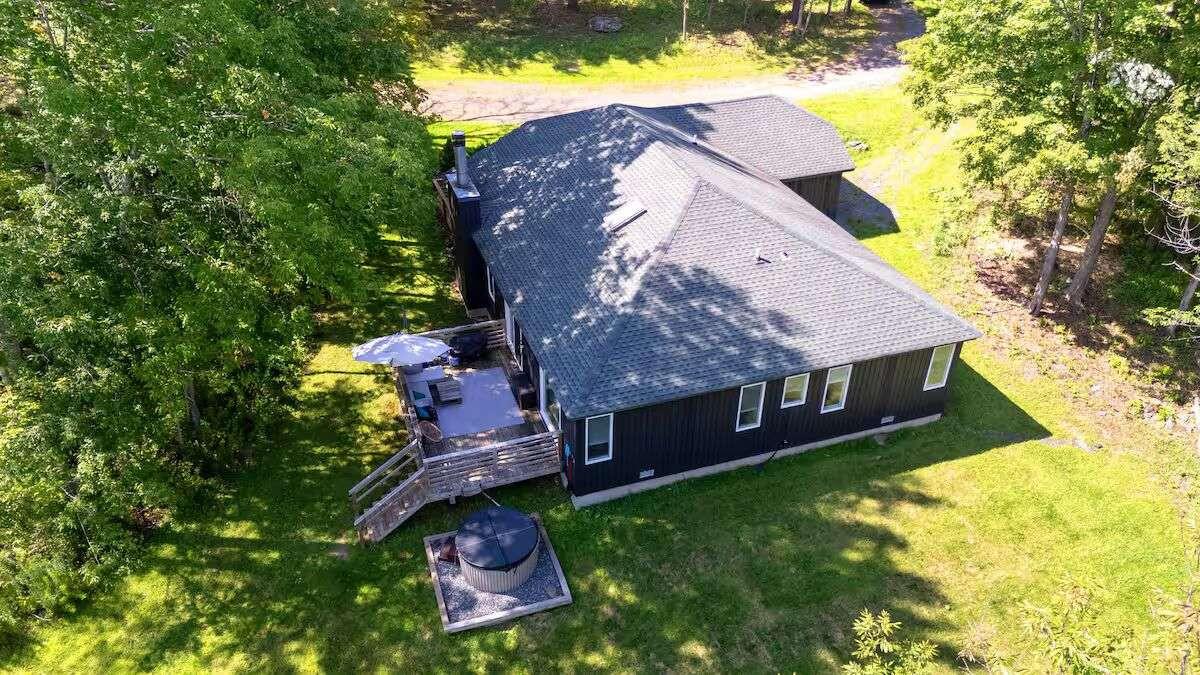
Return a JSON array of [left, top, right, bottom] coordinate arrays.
[[429, 377, 463, 405], [447, 330, 487, 365]]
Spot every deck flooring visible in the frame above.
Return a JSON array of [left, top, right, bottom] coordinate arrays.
[[422, 347, 548, 456]]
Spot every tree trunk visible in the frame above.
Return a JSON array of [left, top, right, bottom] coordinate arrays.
[[682, 0, 688, 38], [1065, 175, 1118, 308], [0, 318, 20, 386], [791, 0, 811, 35], [566, 0, 578, 9], [1029, 181, 1075, 315], [843, 0, 852, 16], [1168, 260, 1200, 337], [184, 378, 201, 439], [706, 0, 713, 23]]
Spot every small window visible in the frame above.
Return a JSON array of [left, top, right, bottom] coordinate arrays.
[[735, 382, 766, 431], [602, 200, 647, 233], [780, 373, 809, 408], [486, 265, 495, 302], [540, 369, 561, 431], [924, 344, 955, 390], [821, 365, 852, 413], [585, 414, 613, 464]]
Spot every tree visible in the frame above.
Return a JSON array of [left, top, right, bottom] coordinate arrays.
[[0, 0, 432, 636], [905, 0, 1180, 314], [1146, 71, 1200, 337]]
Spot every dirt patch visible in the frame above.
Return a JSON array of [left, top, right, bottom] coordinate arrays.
[[963, 228, 1198, 448]]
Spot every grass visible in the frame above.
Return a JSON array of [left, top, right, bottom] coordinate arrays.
[[3, 88, 1192, 673], [425, 120, 516, 163], [413, 0, 877, 86], [803, 87, 931, 166]]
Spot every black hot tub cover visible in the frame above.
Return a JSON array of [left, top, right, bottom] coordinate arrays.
[[455, 506, 539, 571]]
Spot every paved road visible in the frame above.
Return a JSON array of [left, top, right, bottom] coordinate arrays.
[[421, 2, 924, 122]]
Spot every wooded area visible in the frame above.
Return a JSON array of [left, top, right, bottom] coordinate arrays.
[[905, 1, 1200, 328], [0, 0, 432, 638]]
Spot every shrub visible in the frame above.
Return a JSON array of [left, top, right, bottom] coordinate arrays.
[[843, 609, 937, 675]]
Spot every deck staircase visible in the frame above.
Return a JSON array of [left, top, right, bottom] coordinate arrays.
[[351, 431, 561, 543]]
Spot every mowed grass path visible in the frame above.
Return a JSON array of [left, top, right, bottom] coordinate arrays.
[[3, 88, 1188, 673]]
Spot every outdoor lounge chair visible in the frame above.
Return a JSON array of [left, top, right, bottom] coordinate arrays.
[[429, 377, 463, 405]]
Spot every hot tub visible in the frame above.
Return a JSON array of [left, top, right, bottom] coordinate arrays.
[[454, 506, 541, 593]]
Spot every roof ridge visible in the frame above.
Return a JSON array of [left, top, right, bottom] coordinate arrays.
[[568, 180, 704, 411], [614, 105, 974, 333], [613, 105, 782, 185], [640, 93, 785, 111], [693, 177, 978, 334]]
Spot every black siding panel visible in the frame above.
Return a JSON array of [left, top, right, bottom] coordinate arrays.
[[783, 172, 843, 218], [570, 343, 963, 496], [449, 187, 487, 310]]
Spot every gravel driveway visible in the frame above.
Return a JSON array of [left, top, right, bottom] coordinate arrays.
[[421, 2, 924, 122]]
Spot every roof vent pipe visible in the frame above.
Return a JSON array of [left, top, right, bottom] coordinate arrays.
[[452, 130, 470, 188]]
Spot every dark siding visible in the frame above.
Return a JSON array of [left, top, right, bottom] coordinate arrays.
[[569, 343, 962, 496], [783, 172, 843, 218], [448, 183, 488, 311], [456, 239, 489, 310]]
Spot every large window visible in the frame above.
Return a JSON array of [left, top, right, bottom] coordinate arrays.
[[735, 382, 766, 431], [924, 344, 955, 390], [539, 369, 560, 431], [821, 365, 852, 413], [585, 414, 613, 464], [780, 373, 809, 408]]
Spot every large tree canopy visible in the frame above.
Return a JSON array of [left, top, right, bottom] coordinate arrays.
[[903, 0, 1184, 313], [0, 0, 431, 634]]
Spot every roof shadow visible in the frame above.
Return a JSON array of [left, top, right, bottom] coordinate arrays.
[[837, 177, 898, 239]]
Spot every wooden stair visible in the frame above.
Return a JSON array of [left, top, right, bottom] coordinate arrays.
[[351, 431, 562, 543]]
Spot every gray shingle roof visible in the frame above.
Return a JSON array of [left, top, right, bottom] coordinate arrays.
[[466, 96, 979, 419], [630, 96, 855, 179]]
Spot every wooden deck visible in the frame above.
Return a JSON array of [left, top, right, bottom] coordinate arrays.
[[437, 420, 542, 455], [351, 430, 561, 542], [391, 320, 546, 451], [351, 320, 560, 543]]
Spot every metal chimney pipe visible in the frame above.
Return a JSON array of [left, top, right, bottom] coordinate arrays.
[[452, 130, 470, 188]]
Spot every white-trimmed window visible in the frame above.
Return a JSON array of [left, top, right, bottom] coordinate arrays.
[[585, 414, 613, 464], [735, 382, 766, 431], [821, 365, 852, 413], [539, 369, 561, 431], [780, 373, 809, 408], [486, 264, 495, 302], [504, 300, 517, 354], [923, 344, 955, 391]]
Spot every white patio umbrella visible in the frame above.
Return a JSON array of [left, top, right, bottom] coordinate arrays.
[[351, 333, 450, 366]]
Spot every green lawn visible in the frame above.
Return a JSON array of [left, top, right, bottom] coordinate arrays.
[[413, 0, 876, 86], [2, 87, 1190, 673]]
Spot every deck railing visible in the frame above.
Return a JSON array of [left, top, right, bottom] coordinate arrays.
[[423, 431, 561, 499], [348, 439, 421, 516], [352, 430, 561, 542], [415, 319, 507, 351]]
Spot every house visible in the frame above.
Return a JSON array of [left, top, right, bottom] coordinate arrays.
[[437, 95, 980, 507]]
